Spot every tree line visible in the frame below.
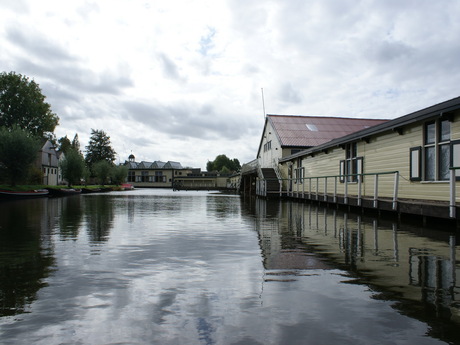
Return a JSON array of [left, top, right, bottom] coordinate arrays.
[[0, 71, 241, 187], [0, 71, 125, 186]]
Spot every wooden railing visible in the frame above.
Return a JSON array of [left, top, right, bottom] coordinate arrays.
[[256, 168, 460, 219], [258, 171, 400, 210]]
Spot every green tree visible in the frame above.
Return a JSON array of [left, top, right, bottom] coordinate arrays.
[[93, 160, 112, 185], [111, 165, 128, 185], [59, 148, 86, 187], [0, 126, 40, 185], [206, 154, 241, 173], [58, 135, 72, 154], [85, 129, 116, 172], [71, 133, 81, 154], [0, 71, 59, 138]]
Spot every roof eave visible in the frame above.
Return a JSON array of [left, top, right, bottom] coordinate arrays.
[[279, 96, 460, 163]]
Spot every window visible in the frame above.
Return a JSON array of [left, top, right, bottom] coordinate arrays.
[[128, 171, 135, 182], [141, 171, 149, 182], [263, 140, 272, 152], [155, 171, 166, 182], [422, 119, 451, 181], [409, 147, 421, 181], [295, 158, 303, 183], [340, 143, 362, 183]]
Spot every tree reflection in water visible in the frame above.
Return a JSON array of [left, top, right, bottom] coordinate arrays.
[[0, 199, 55, 317], [83, 195, 115, 244]]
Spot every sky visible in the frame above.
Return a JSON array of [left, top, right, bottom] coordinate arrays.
[[1, 0, 460, 169]]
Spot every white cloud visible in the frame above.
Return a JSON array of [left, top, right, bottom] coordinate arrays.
[[1, 0, 460, 169]]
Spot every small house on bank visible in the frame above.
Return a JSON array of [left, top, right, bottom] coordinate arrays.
[[37, 139, 59, 185], [247, 96, 460, 222]]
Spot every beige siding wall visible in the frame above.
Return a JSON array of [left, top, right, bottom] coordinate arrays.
[[176, 176, 229, 188], [131, 169, 174, 187], [280, 112, 460, 202]]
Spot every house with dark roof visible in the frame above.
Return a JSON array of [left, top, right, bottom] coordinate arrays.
[[36, 139, 60, 185], [257, 114, 388, 169], [263, 96, 460, 221], [240, 114, 388, 196]]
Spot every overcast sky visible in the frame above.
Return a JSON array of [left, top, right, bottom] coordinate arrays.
[[1, 0, 460, 169]]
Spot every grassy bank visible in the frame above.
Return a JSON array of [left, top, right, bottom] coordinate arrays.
[[0, 185, 122, 191]]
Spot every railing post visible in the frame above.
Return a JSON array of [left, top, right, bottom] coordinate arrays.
[[302, 176, 305, 199], [316, 177, 319, 200], [296, 176, 300, 198], [392, 172, 399, 211], [344, 177, 348, 204], [334, 176, 337, 203], [373, 174, 379, 208], [358, 174, 362, 206], [324, 177, 328, 201], [450, 168, 456, 218]]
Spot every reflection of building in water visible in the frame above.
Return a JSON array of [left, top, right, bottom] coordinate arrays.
[[409, 238, 458, 321], [254, 198, 332, 270], [253, 198, 460, 324]]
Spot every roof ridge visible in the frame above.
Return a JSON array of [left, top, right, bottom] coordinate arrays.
[[266, 114, 388, 121]]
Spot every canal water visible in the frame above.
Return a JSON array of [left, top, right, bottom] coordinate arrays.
[[0, 189, 459, 345]]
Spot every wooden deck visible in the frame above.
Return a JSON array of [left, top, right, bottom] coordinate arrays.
[[263, 190, 460, 225]]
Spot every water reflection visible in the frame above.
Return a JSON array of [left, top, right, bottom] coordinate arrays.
[[83, 195, 115, 243], [58, 196, 83, 240], [250, 198, 460, 342], [1, 191, 460, 344], [0, 199, 56, 317]]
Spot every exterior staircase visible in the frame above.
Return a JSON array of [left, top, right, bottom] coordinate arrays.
[[260, 168, 281, 194]]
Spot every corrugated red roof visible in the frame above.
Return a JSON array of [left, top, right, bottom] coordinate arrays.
[[268, 115, 388, 147]]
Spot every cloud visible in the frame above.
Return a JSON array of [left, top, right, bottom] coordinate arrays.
[[6, 27, 76, 63], [1, 0, 460, 169], [158, 53, 184, 81]]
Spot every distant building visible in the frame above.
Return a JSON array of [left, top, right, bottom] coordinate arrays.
[[123, 154, 191, 188], [123, 154, 237, 190]]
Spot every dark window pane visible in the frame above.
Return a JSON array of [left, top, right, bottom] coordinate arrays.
[[439, 144, 450, 180], [440, 120, 450, 142], [425, 146, 435, 180], [425, 122, 435, 145]]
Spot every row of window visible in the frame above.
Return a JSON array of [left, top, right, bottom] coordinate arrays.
[[127, 171, 170, 183], [294, 119, 457, 184], [263, 140, 272, 152], [43, 168, 57, 175], [411, 119, 459, 181]]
